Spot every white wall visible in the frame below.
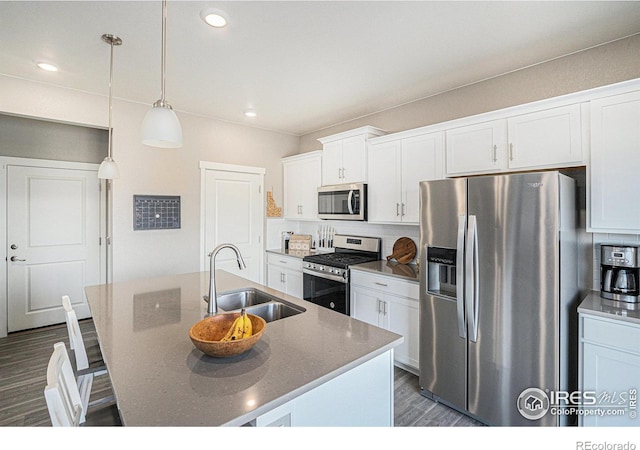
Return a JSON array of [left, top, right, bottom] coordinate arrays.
[[0, 74, 300, 283]]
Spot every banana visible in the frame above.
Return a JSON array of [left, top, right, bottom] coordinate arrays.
[[220, 315, 244, 342], [242, 309, 252, 338], [219, 309, 252, 341]]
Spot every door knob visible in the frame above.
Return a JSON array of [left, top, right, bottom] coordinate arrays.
[[10, 244, 18, 250], [10, 256, 26, 262]]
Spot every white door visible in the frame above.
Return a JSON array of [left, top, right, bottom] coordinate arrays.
[[203, 167, 264, 283], [7, 165, 101, 332]]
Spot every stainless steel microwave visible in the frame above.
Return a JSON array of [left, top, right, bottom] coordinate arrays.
[[317, 183, 367, 221]]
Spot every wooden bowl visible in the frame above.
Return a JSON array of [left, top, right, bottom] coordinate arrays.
[[189, 313, 266, 358]]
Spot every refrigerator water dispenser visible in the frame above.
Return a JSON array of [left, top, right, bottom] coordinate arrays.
[[426, 246, 457, 297]]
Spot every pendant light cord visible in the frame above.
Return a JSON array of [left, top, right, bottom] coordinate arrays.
[[161, 0, 167, 104], [108, 39, 114, 159]]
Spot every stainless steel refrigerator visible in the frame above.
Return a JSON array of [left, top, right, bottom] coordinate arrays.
[[418, 171, 579, 426]]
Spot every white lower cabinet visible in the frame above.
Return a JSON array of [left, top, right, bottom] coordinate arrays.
[[579, 313, 640, 427], [266, 253, 303, 299], [254, 350, 394, 426], [350, 270, 419, 372]]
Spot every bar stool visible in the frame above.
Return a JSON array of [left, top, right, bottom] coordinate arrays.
[[44, 342, 121, 426]]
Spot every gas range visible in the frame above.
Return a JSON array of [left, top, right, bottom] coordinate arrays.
[[303, 252, 380, 282], [302, 234, 381, 315]]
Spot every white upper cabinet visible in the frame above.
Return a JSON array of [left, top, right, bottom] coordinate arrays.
[[282, 151, 322, 220], [445, 104, 583, 176], [446, 119, 507, 176], [507, 104, 583, 169], [368, 132, 444, 224], [318, 126, 386, 185], [589, 90, 640, 233]]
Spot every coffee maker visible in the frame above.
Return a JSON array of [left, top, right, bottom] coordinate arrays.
[[600, 244, 640, 303]]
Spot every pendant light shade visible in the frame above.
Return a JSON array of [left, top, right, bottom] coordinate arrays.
[[98, 156, 120, 179], [141, 102, 183, 148], [99, 33, 122, 180], [142, 0, 183, 148]]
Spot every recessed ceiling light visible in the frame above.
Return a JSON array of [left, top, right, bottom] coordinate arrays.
[[36, 62, 58, 72], [244, 110, 257, 118], [200, 9, 228, 28]]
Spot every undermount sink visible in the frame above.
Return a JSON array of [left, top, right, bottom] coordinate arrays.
[[244, 301, 306, 323], [204, 288, 306, 322], [215, 288, 277, 311]]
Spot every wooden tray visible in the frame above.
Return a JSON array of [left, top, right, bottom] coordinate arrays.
[[386, 237, 417, 264]]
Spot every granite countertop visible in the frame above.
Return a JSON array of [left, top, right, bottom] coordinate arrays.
[[84, 270, 402, 426], [351, 260, 420, 283], [578, 290, 640, 325]]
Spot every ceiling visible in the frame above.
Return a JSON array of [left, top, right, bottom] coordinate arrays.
[[2, 1, 640, 136]]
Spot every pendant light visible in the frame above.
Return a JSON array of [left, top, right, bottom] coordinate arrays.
[[98, 34, 122, 180], [141, 0, 183, 148]]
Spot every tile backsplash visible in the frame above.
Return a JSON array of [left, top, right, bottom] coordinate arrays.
[[268, 220, 637, 292], [266, 219, 420, 263]]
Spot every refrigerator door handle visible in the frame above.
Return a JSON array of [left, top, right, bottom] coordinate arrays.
[[466, 215, 479, 342], [456, 214, 467, 339]]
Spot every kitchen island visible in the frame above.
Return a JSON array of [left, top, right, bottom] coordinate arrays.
[[84, 270, 402, 426]]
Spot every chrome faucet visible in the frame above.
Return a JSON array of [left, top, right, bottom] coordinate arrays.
[[206, 243, 246, 315]]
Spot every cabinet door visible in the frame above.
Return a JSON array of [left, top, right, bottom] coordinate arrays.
[[582, 342, 640, 426], [401, 132, 444, 223], [341, 135, 367, 183], [446, 120, 506, 176], [590, 91, 640, 233], [367, 141, 402, 223], [350, 286, 383, 327], [283, 162, 301, 219], [297, 156, 321, 220], [507, 104, 582, 170], [322, 141, 343, 185], [386, 292, 419, 371], [267, 266, 284, 292], [283, 268, 303, 299]]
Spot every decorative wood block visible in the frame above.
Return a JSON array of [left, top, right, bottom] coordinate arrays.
[[266, 191, 282, 217]]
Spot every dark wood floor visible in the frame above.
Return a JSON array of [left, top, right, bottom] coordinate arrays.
[[0, 320, 481, 427]]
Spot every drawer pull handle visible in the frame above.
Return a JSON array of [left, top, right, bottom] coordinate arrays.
[[375, 282, 388, 287]]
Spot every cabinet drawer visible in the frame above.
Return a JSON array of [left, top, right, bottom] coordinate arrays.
[[581, 315, 640, 355], [351, 270, 419, 299], [267, 253, 303, 271]]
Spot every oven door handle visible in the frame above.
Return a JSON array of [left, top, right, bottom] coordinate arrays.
[[302, 268, 348, 284]]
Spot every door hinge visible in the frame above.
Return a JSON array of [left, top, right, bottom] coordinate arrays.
[[259, 185, 262, 194], [99, 237, 102, 246]]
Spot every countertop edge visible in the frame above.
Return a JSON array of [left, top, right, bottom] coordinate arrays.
[[578, 291, 640, 325]]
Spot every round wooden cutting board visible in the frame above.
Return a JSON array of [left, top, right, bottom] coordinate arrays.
[[386, 237, 417, 264]]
